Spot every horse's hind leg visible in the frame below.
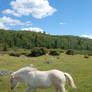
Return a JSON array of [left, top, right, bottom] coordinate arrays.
[[59, 85, 66, 92], [65, 90, 68, 92], [24, 87, 31, 92]]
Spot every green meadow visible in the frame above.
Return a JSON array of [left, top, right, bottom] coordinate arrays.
[[0, 53, 92, 92]]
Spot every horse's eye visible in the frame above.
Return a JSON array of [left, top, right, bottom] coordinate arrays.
[[10, 79, 12, 82], [10, 78, 13, 83]]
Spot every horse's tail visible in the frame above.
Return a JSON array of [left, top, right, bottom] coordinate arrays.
[[64, 73, 76, 88]]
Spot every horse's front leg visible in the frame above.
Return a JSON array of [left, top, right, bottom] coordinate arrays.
[[56, 88, 60, 92], [24, 87, 31, 92], [31, 88, 37, 92]]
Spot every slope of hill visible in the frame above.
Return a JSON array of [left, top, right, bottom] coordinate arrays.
[[0, 54, 92, 92], [0, 29, 92, 50]]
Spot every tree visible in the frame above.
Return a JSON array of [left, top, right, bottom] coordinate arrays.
[[2, 43, 8, 51]]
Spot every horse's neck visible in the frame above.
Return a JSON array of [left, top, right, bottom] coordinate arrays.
[[14, 67, 38, 82], [14, 72, 27, 82], [14, 67, 35, 81]]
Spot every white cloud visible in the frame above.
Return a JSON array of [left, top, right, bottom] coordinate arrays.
[[21, 27, 44, 33], [0, 16, 32, 29], [81, 35, 92, 39], [3, 0, 56, 19], [2, 9, 20, 17], [25, 21, 32, 26], [60, 22, 66, 25], [0, 22, 8, 30], [0, 16, 23, 26]]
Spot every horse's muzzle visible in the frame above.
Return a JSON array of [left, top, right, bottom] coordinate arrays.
[[10, 86, 14, 90]]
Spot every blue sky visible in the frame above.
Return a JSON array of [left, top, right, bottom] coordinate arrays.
[[0, 0, 92, 38]]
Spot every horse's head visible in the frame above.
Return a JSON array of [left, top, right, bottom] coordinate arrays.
[[10, 73, 19, 90]]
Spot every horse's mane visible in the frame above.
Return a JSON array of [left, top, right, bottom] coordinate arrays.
[[12, 64, 37, 75], [28, 67, 37, 71], [28, 64, 37, 71]]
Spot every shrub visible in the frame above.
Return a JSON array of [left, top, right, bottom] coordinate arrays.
[[77, 50, 90, 55], [88, 52, 92, 56], [84, 54, 89, 58], [40, 47, 48, 55], [29, 47, 48, 57], [9, 52, 21, 57], [21, 51, 30, 56], [49, 50, 60, 56], [66, 49, 76, 55]]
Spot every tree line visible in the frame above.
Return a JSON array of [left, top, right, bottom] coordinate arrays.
[[0, 29, 92, 51]]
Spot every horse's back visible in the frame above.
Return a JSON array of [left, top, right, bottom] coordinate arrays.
[[48, 69, 66, 85], [48, 69, 64, 76], [33, 70, 66, 87], [27, 70, 53, 88]]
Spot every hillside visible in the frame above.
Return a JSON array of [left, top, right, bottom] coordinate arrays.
[[0, 29, 92, 50], [0, 54, 92, 92]]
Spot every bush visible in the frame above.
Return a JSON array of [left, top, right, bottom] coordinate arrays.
[[49, 50, 60, 56], [88, 52, 92, 56], [77, 50, 90, 55], [9, 52, 21, 57], [29, 47, 48, 57], [66, 49, 76, 55], [84, 54, 89, 58], [20, 51, 30, 56], [40, 47, 48, 54]]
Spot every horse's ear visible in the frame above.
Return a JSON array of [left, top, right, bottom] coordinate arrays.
[[29, 64, 34, 68], [11, 74, 15, 79]]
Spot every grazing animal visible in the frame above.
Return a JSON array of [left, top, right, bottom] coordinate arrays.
[[10, 66, 76, 92]]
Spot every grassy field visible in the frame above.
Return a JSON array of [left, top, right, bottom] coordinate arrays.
[[0, 53, 92, 92]]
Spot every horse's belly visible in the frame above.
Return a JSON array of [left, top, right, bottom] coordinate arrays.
[[30, 78, 52, 88], [38, 81, 52, 88], [28, 71, 54, 88]]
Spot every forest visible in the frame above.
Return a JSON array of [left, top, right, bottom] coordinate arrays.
[[0, 29, 92, 51]]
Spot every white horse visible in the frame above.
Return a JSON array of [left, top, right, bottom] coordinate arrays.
[[10, 65, 76, 92]]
